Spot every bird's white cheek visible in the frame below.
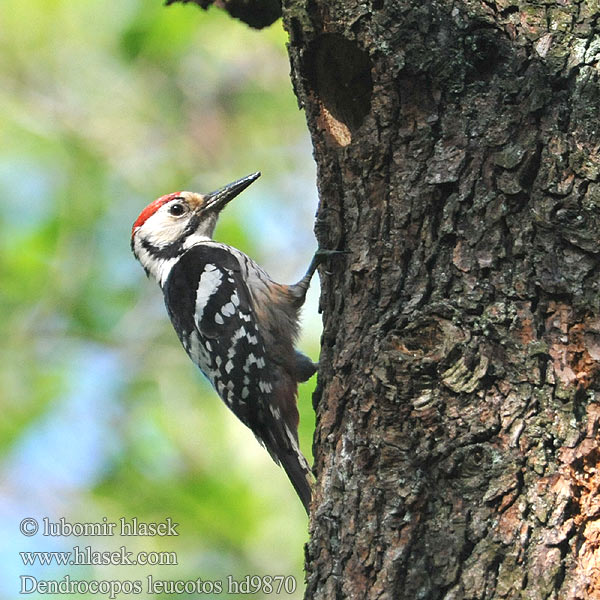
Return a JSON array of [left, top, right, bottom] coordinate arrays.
[[147, 219, 185, 246]]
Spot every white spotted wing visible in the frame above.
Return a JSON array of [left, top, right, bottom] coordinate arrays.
[[163, 244, 272, 428]]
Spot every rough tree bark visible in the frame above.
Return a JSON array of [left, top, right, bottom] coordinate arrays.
[[175, 1, 600, 598]]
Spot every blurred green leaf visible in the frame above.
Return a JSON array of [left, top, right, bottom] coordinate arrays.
[[0, 1, 316, 597]]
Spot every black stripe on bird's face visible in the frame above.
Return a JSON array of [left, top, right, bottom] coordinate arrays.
[[140, 238, 184, 260], [139, 213, 202, 260]]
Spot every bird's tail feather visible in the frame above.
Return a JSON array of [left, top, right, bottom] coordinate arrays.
[[260, 417, 313, 514], [278, 427, 313, 514]]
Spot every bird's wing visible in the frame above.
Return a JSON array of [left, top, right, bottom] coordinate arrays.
[[163, 244, 266, 423], [163, 244, 312, 511]]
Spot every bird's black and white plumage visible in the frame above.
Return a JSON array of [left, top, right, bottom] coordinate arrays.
[[131, 173, 317, 512]]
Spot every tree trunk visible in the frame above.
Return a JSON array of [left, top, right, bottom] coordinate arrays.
[[178, 1, 600, 597], [284, 2, 600, 598]]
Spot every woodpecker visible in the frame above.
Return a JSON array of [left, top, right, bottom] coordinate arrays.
[[131, 172, 319, 513]]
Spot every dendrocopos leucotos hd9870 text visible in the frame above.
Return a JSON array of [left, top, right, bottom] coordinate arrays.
[[131, 172, 320, 513]]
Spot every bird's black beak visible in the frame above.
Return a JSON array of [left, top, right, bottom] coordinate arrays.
[[203, 172, 261, 213]]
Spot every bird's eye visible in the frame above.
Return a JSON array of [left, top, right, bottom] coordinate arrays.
[[169, 202, 186, 216]]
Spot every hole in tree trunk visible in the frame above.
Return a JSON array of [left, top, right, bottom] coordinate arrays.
[[305, 33, 373, 143]]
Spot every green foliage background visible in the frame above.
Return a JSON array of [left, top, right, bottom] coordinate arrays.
[[0, 1, 319, 598]]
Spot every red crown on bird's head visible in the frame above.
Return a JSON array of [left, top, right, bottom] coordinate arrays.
[[131, 192, 183, 236]]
